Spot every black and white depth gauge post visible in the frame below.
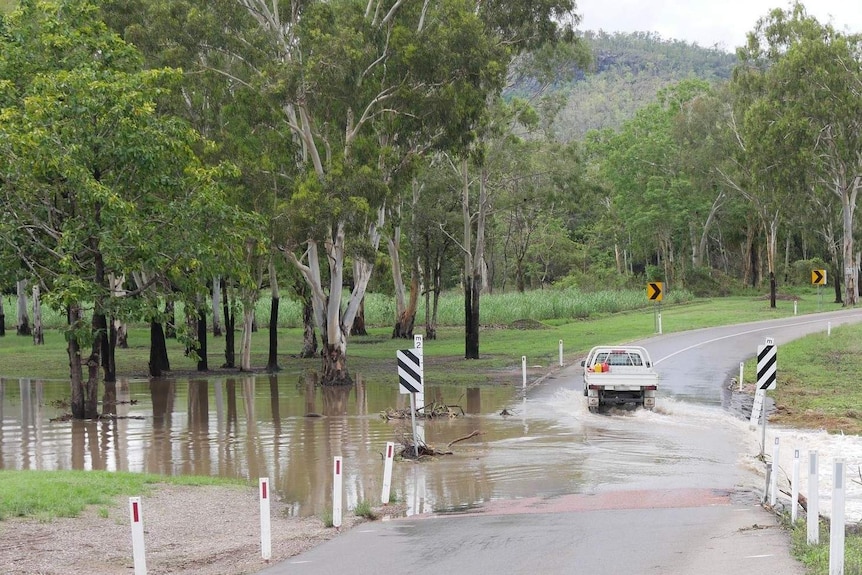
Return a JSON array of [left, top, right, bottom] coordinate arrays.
[[397, 335, 424, 457], [750, 337, 777, 458]]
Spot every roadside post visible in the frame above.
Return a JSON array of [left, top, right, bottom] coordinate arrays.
[[791, 450, 800, 523], [522, 356, 527, 389], [756, 337, 777, 458], [333, 457, 343, 528], [808, 451, 820, 544], [770, 437, 779, 506], [830, 459, 846, 575], [381, 441, 395, 504], [397, 345, 424, 458], [559, 340, 564, 367], [414, 335, 426, 444], [259, 478, 271, 560], [739, 362, 744, 391], [129, 496, 147, 575], [647, 282, 663, 334]]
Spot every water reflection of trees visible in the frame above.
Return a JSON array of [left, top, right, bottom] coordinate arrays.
[[1, 375, 518, 518]]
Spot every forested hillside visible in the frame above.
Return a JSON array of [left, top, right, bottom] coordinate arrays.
[[511, 31, 738, 141]]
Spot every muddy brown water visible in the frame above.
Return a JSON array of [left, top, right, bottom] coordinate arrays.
[[0, 368, 753, 519]]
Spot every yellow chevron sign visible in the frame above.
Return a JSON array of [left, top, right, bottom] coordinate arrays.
[[647, 282, 663, 301], [811, 269, 826, 285]]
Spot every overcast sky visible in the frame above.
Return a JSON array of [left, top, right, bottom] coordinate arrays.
[[575, 0, 862, 52]]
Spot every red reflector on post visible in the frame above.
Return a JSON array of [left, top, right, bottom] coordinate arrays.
[[644, 385, 657, 391]]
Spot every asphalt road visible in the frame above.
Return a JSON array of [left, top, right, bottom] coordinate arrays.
[[259, 308, 862, 575]]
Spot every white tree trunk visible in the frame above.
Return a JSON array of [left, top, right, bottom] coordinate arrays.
[[212, 276, 223, 336], [32, 284, 43, 345], [240, 304, 254, 371], [16, 279, 30, 336]]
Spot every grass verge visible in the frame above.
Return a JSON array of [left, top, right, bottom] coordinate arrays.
[[0, 470, 245, 521]]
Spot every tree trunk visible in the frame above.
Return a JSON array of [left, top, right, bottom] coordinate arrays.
[[267, 296, 281, 372], [321, 341, 352, 386], [393, 268, 418, 339], [110, 274, 128, 348], [196, 305, 208, 371], [31, 284, 43, 345], [300, 295, 317, 358], [841, 177, 860, 306], [240, 305, 254, 371], [165, 300, 176, 338], [350, 298, 368, 336], [222, 280, 236, 368], [148, 320, 171, 377], [267, 261, 281, 372], [95, 311, 116, 383], [83, 314, 101, 420], [0, 294, 5, 336], [68, 304, 86, 419], [465, 275, 480, 359], [16, 279, 30, 336], [212, 276, 223, 337]]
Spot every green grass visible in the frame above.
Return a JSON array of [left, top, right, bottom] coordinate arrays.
[[353, 499, 378, 520], [789, 517, 862, 574], [0, 292, 842, 382], [0, 470, 245, 521]]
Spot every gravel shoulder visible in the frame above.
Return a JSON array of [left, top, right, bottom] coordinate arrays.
[[0, 484, 401, 575]]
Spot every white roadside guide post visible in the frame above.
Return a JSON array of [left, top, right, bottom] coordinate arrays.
[[332, 457, 343, 528], [129, 497, 147, 575], [381, 441, 395, 504], [831, 459, 846, 575], [259, 478, 271, 560], [559, 340, 564, 367], [808, 451, 820, 544], [770, 437, 780, 506], [791, 449, 800, 523], [397, 343, 424, 459], [522, 356, 527, 389]]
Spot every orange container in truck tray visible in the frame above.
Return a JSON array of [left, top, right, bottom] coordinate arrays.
[[581, 346, 657, 413]]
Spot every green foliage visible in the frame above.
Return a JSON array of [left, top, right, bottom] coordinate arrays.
[[788, 259, 830, 287]]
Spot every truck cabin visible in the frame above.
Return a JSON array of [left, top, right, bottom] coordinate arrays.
[[589, 350, 650, 369]]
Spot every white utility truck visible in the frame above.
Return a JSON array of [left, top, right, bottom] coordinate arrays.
[[581, 345, 658, 413]]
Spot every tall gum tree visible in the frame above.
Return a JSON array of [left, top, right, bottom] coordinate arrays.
[[233, 0, 507, 383]]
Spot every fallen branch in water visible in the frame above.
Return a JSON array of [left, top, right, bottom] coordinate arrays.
[[447, 430, 483, 448]]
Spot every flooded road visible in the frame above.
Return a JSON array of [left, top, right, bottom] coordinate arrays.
[[4, 309, 862, 521], [0, 370, 752, 518]]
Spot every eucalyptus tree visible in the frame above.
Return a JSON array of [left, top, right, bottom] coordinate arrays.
[[0, 0, 253, 418], [455, 0, 589, 359], [736, 4, 862, 305], [220, 0, 513, 382]]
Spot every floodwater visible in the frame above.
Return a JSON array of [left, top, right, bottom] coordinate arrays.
[[0, 368, 753, 518], [4, 319, 862, 522]]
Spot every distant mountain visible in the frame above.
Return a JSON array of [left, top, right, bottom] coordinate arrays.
[[510, 31, 738, 142]]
